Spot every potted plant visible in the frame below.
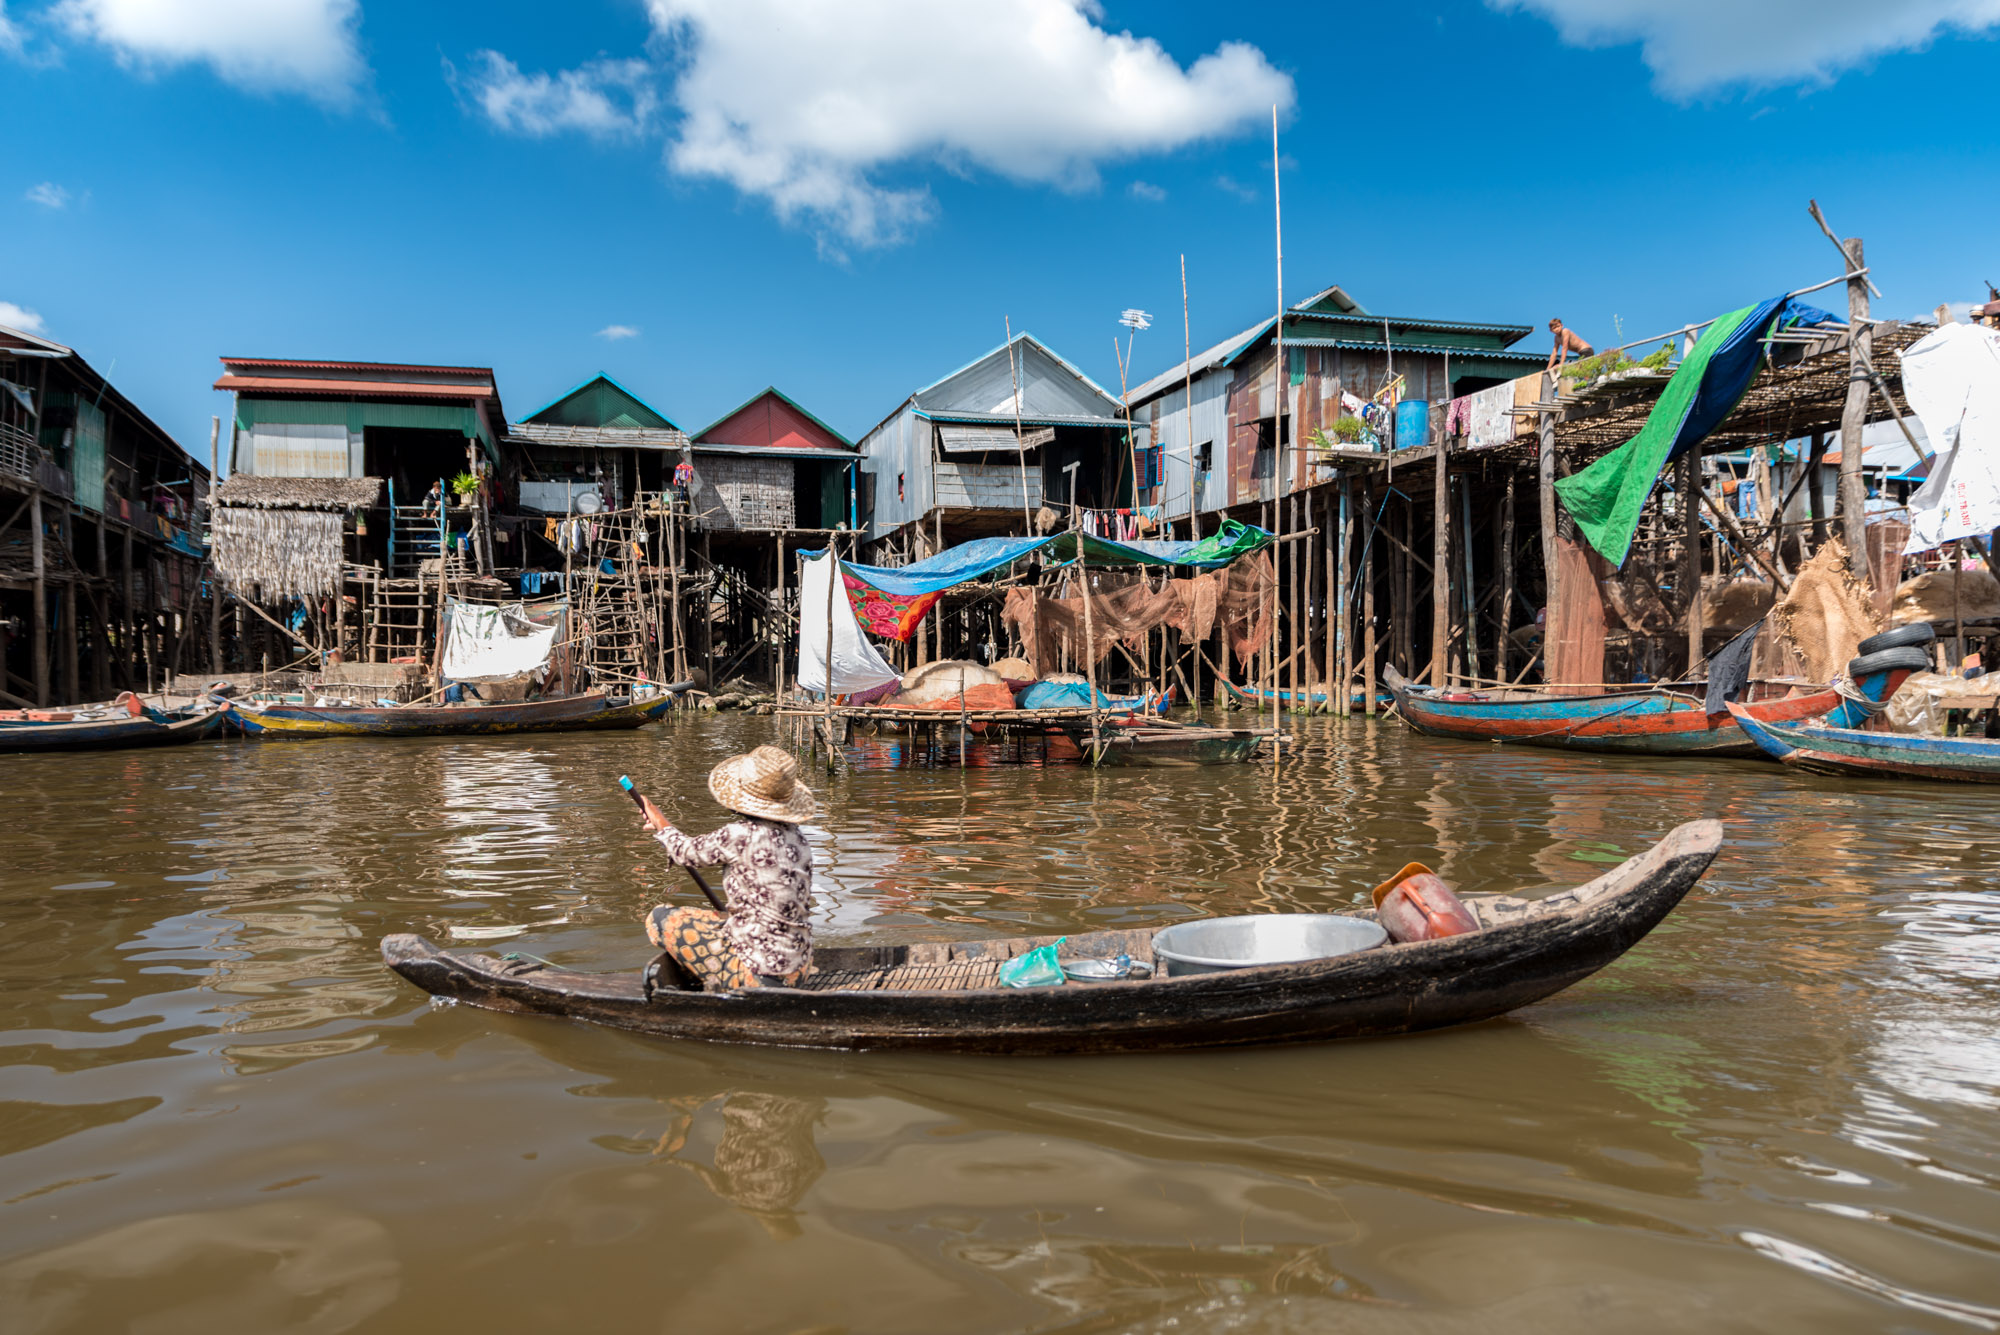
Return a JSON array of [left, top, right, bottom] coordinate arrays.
[[450, 471, 480, 505]]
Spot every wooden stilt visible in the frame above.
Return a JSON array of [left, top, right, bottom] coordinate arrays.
[[1430, 437, 1449, 688], [1362, 482, 1378, 717], [29, 487, 47, 705], [1837, 236, 1871, 581]]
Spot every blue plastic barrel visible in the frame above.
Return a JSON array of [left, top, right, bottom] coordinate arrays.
[[1395, 399, 1429, 450]]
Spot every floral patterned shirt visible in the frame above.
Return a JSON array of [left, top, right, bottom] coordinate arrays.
[[655, 817, 814, 976]]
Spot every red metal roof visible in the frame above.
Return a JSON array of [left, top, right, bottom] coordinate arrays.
[[218, 357, 495, 378], [213, 374, 495, 398]]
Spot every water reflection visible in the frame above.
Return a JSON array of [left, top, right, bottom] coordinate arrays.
[[0, 714, 1998, 1332]]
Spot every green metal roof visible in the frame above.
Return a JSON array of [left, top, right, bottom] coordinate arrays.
[[521, 372, 678, 430]]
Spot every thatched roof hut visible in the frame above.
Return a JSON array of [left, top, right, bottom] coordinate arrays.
[[212, 475, 382, 601]]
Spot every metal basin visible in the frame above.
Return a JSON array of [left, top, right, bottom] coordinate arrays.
[[1152, 914, 1387, 977]]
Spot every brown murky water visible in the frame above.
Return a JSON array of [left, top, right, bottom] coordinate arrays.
[[2, 712, 1997, 1333]]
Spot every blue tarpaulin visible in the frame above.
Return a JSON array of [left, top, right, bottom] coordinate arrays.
[[828, 520, 1272, 598]]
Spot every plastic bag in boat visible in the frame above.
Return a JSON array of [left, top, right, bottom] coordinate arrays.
[[999, 938, 1067, 988]]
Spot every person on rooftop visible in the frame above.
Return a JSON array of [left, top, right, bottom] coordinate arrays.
[[1546, 318, 1595, 374], [634, 746, 816, 990]]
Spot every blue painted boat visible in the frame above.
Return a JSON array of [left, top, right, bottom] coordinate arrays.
[[1726, 702, 2000, 783], [227, 691, 671, 739], [1381, 664, 1901, 759], [1225, 681, 1390, 711]]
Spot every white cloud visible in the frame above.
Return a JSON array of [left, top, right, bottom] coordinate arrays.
[[652, 0, 1293, 245], [465, 0, 1292, 248], [1214, 173, 1258, 202], [0, 300, 46, 333], [25, 182, 69, 209], [0, 4, 23, 56], [453, 52, 658, 138], [596, 324, 641, 340], [1128, 180, 1167, 203], [52, 0, 366, 104], [1490, 0, 2000, 95]]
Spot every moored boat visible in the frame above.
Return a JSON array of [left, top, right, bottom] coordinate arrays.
[[382, 820, 1721, 1054], [1381, 665, 1906, 759], [227, 690, 670, 739], [1085, 722, 1270, 767], [1225, 681, 1387, 712], [0, 702, 225, 753], [1726, 701, 2000, 783]]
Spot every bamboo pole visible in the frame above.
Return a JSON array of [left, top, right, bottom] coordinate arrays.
[[30, 486, 47, 704], [1006, 315, 1032, 534], [1076, 529, 1102, 760], [1430, 437, 1449, 688], [1682, 450, 1704, 674], [1180, 253, 1197, 538], [1335, 478, 1350, 717], [1498, 473, 1516, 679], [822, 532, 838, 767], [1362, 481, 1377, 716]]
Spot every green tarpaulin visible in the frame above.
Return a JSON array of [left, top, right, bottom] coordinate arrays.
[[1552, 302, 1761, 568]]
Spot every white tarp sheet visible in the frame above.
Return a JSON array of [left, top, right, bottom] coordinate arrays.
[[796, 551, 899, 697], [443, 602, 560, 682], [1901, 322, 2000, 553]]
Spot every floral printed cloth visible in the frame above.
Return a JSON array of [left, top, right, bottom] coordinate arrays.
[[843, 571, 940, 642], [654, 817, 814, 977]]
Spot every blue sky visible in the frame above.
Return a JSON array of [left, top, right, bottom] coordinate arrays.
[[4, 0, 1997, 467]]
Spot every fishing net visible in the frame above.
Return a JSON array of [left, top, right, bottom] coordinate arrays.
[[999, 553, 1273, 677]]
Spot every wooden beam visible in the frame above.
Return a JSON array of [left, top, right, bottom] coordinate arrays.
[[30, 487, 47, 706], [1837, 237, 1871, 578], [1430, 432, 1449, 688]]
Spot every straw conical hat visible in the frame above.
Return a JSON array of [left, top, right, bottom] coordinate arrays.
[[709, 745, 815, 824]]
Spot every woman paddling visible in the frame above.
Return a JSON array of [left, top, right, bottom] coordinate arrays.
[[634, 745, 816, 990]]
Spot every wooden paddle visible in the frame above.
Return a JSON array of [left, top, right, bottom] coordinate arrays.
[[619, 776, 726, 912]]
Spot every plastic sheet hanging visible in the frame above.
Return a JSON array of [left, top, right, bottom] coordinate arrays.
[[441, 601, 564, 682], [796, 551, 900, 698]]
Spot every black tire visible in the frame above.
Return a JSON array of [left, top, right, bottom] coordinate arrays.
[[1856, 623, 1936, 655], [1847, 645, 1933, 678]]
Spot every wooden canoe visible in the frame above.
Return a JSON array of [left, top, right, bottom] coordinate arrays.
[[381, 819, 1722, 1054], [1726, 701, 2000, 783], [1082, 722, 1270, 767], [1225, 680, 1387, 712], [0, 705, 225, 753], [1383, 665, 1862, 759], [227, 691, 671, 739]]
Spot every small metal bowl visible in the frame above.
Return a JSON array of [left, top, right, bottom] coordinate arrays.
[[1061, 956, 1151, 983]]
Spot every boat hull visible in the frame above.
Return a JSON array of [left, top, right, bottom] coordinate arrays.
[[382, 821, 1721, 1054], [1386, 667, 1841, 758], [0, 708, 223, 753], [1086, 726, 1267, 767], [229, 692, 670, 738], [1226, 681, 1384, 711], [1727, 703, 2000, 783]]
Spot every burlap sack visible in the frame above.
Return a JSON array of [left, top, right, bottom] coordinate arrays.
[[1772, 540, 1884, 683]]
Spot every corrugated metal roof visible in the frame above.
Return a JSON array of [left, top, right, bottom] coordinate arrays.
[[690, 441, 857, 460], [219, 358, 495, 377], [1289, 310, 1534, 341], [1274, 338, 1546, 361], [916, 409, 1127, 429], [215, 375, 495, 399], [691, 385, 853, 448], [506, 422, 689, 451]]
